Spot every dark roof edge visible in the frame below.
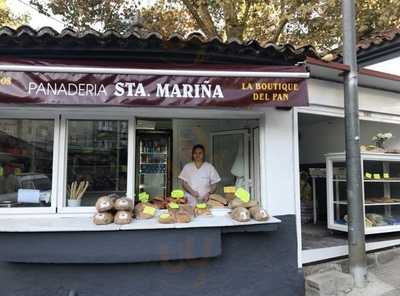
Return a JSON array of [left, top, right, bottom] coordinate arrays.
[[0, 26, 319, 66], [357, 40, 400, 66], [307, 57, 400, 83]]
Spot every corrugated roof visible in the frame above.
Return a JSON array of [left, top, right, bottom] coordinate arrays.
[[356, 27, 400, 66], [357, 27, 400, 51], [330, 27, 400, 65], [0, 25, 318, 65]]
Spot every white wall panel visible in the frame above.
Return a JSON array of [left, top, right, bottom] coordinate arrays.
[[299, 115, 400, 164], [263, 109, 296, 215], [308, 79, 400, 115]]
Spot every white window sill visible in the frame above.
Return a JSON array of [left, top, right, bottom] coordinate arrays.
[[0, 209, 280, 232]]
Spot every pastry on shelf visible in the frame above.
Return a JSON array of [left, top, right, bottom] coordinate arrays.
[[93, 212, 114, 225], [114, 197, 134, 211], [228, 198, 258, 209], [207, 199, 225, 208], [230, 207, 251, 222], [135, 202, 157, 219], [151, 196, 168, 209], [249, 206, 269, 221], [209, 194, 228, 206], [95, 195, 116, 212], [194, 203, 212, 217], [167, 203, 193, 223], [159, 213, 174, 224], [114, 210, 133, 225]]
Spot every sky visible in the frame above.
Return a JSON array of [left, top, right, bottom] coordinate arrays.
[[5, 0, 400, 76], [7, 0, 65, 31], [366, 57, 400, 76], [6, 0, 157, 31]]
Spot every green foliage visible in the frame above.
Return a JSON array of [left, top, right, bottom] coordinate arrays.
[[30, 0, 138, 33], [0, 0, 29, 28], [30, 0, 400, 53]]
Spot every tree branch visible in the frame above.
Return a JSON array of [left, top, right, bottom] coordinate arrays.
[[272, 17, 288, 43], [222, 0, 245, 40], [181, 0, 219, 38], [241, 0, 253, 27]]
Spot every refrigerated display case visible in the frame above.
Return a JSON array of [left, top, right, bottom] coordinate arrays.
[[136, 131, 172, 199]]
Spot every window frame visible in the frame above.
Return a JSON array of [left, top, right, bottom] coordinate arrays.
[[0, 111, 60, 214], [57, 113, 133, 214], [0, 107, 266, 216]]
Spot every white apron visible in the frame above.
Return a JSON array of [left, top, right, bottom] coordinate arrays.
[[178, 162, 221, 206]]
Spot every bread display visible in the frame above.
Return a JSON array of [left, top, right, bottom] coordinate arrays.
[[159, 213, 174, 224], [114, 210, 133, 225], [151, 196, 168, 209], [194, 203, 212, 216], [228, 198, 244, 209], [207, 199, 225, 208], [165, 196, 187, 205], [135, 202, 157, 219], [174, 211, 192, 223], [114, 197, 134, 211], [93, 194, 134, 225], [242, 200, 258, 209], [249, 206, 269, 221], [168, 204, 193, 223], [209, 194, 227, 206], [230, 207, 251, 222], [93, 212, 114, 225], [95, 195, 115, 212], [224, 186, 236, 201], [90, 187, 268, 226]]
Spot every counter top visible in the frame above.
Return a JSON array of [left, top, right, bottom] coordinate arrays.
[[0, 209, 280, 232]]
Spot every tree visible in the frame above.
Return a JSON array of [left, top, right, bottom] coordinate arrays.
[[31, 0, 400, 53], [0, 0, 29, 28], [30, 0, 138, 33], [139, 0, 196, 39]]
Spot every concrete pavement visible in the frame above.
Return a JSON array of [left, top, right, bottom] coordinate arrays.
[[305, 247, 400, 295]]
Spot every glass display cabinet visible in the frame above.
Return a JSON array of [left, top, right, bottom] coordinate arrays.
[[135, 131, 172, 199], [326, 152, 400, 234]]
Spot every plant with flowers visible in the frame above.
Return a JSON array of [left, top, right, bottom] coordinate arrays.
[[372, 132, 393, 149]]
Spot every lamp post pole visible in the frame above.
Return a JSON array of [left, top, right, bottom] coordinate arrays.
[[342, 0, 368, 287]]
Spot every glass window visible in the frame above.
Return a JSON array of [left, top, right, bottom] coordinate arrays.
[[66, 120, 128, 207], [136, 118, 259, 206], [0, 119, 54, 208]]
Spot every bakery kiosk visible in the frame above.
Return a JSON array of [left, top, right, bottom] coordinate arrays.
[[0, 26, 314, 296]]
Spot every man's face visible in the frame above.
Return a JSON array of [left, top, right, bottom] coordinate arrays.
[[193, 148, 204, 163]]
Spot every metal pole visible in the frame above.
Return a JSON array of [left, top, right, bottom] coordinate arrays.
[[342, 0, 368, 287], [0, 64, 310, 78]]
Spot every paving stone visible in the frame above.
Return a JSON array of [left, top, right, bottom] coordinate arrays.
[[376, 249, 398, 265], [303, 263, 342, 277], [305, 247, 400, 296], [381, 290, 400, 296], [305, 270, 353, 296], [367, 253, 378, 268]]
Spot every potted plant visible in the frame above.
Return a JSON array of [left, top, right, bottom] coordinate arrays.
[[372, 132, 393, 149], [67, 180, 89, 207]]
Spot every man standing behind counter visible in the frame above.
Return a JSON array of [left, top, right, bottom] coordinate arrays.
[[178, 144, 221, 206]]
